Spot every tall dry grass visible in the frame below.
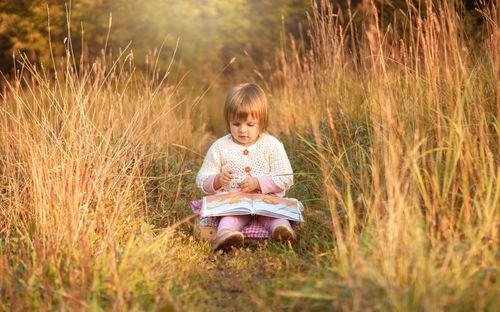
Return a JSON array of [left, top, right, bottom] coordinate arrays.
[[0, 44, 206, 309], [274, 0, 498, 310]]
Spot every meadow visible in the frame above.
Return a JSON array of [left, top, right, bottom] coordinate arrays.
[[1, 1, 498, 311]]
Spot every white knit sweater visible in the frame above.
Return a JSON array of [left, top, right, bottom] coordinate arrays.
[[195, 133, 294, 197]]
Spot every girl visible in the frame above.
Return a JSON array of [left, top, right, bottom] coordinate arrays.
[[196, 83, 295, 251]]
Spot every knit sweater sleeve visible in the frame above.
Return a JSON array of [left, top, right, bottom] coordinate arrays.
[[269, 141, 294, 195], [195, 142, 221, 194]]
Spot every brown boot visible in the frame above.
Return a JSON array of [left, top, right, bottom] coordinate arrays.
[[271, 225, 296, 242], [212, 229, 244, 251]]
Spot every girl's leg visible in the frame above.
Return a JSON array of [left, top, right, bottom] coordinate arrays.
[[218, 215, 252, 232], [256, 216, 295, 241], [255, 216, 291, 232], [213, 215, 252, 251]]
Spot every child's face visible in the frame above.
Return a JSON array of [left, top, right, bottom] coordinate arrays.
[[229, 116, 260, 146]]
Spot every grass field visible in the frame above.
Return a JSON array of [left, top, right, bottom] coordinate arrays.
[[1, 1, 498, 311]]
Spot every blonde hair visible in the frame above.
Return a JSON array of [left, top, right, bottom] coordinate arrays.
[[223, 83, 268, 132]]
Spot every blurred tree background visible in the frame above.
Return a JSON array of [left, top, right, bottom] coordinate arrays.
[[0, 1, 486, 77], [0, 0, 308, 81], [0, 0, 488, 132]]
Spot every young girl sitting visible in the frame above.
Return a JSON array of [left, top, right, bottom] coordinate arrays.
[[195, 83, 296, 251]]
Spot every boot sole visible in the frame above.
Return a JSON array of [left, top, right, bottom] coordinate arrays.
[[213, 232, 244, 251], [271, 226, 295, 242]]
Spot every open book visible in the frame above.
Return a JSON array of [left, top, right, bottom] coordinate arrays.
[[201, 192, 304, 222]]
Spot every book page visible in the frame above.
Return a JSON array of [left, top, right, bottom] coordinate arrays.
[[201, 192, 253, 218], [201, 192, 303, 222], [252, 195, 303, 222]]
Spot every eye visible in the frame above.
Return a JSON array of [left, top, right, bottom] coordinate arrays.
[[248, 123, 255, 127], [232, 122, 240, 126]]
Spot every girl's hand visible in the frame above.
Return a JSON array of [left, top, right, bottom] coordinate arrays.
[[214, 170, 234, 189], [238, 176, 260, 193]]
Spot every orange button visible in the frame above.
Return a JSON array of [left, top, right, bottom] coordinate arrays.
[[243, 149, 249, 155], [244, 166, 251, 173]]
